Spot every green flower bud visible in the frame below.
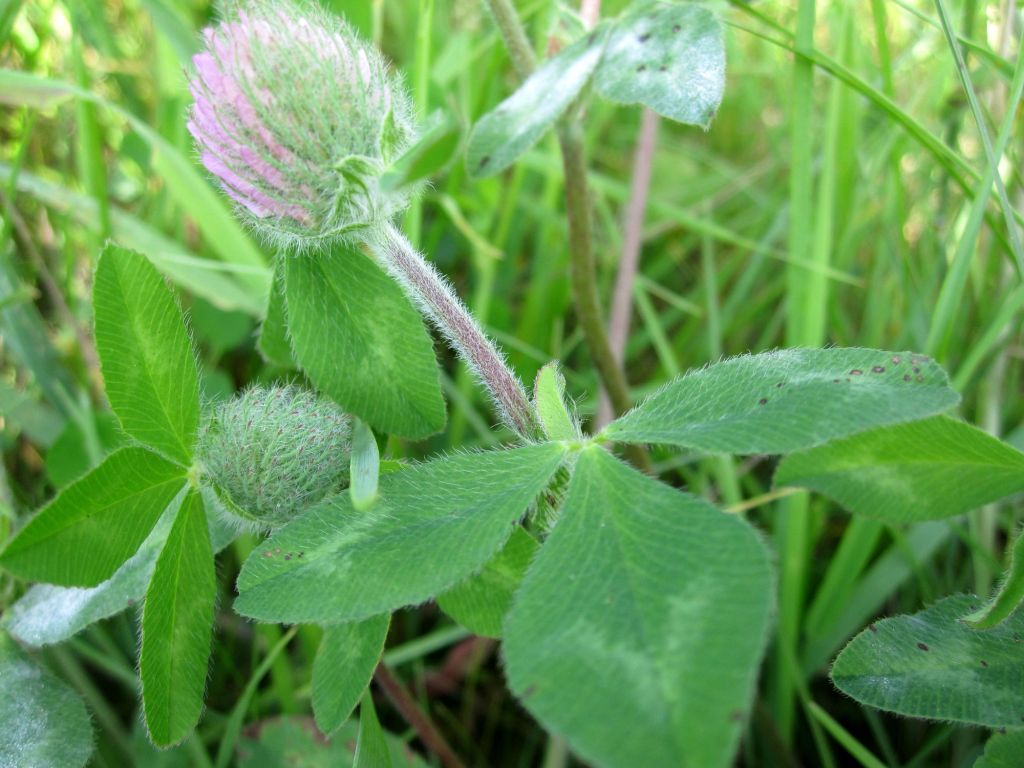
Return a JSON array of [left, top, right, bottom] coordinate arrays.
[[188, 0, 417, 250], [198, 385, 351, 529]]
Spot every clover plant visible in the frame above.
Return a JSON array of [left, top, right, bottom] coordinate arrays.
[[3, 1, 1024, 766]]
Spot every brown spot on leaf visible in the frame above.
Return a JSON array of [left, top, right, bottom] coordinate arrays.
[[891, 355, 902, 364], [850, 369, 863, 376], [871, 366, 885, 373], [917, 642, 930, 651], [758, 398, 768, 405], [981, 660, 989, 667], [868, 624, 878, 633]]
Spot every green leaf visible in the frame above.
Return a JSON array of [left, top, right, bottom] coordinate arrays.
[[235, 443, 567, 624], [0, 447, 186, 586], [0, 633, 93, 768], [129, 719, 193, 768], [349, 418, 381, 512], [4, 503, 174, 646], [831, 594, 1024, 728], [594, 2, 725, 127], [774, 416, 1024, 522], [602, 348, 959, 454], [504, 447, 773, 768], [284, 246, 445, 439], [975, 729, 1024, 768], [238, 719, 357, 768], [236, 717, 427, 767], [968, 529, 1024, 629], [4, 491, 236, 647], [381, 110, 461, 192], [379, 107, 403, 164], [236, 716, 426, 768], [256, 267, 294, 368], [312, 614, 390, 734], [354, 694, 392, 768], [467, 26, 610, 178], [437, 526, 538, 638], [140, 489, 216, 747], [533, 362, 579, 442], [94, 244, 200, 464]]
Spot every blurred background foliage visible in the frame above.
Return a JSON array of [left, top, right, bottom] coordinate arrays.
[[1, 0, 1022, 765]]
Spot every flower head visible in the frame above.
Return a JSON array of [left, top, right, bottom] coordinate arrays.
[[187, 0, 416, 249], [198, 385, 351, 530]]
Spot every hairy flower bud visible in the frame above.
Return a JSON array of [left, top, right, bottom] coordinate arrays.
[[187, 0, 416, 249], [198, 385, 351, 529]]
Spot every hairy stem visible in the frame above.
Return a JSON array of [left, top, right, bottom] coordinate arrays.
[[373, 663, 467, 768], [369, 223, 540, 440], [482, 0, 536, 79], [557, 121, 632, 419], [481, 0, 646, 459], [559, 124, 651, 471]]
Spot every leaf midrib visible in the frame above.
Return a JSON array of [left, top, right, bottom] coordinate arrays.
[[161, 505, 189, 738], [108, 260, 194, 461], [590, 455, 683, 762], [144, 495, 197, 745], [11, 474, 186, 553], [247, 471, 548, 589], [239, 448, 566, 621]]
